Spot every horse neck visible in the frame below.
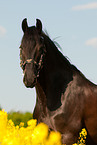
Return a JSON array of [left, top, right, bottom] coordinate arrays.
[[36, 36, 73, 111]]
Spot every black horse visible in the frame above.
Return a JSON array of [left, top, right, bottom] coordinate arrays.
[[20, 19, 97, 145]]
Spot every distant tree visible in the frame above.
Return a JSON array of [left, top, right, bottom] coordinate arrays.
[[8, 111, 33, 127]]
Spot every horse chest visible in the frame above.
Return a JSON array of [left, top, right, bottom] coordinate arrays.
[[40, 109, 82, 135], [36, 94, 83, 134], [34, 99, 63, 130], [35, 81, 83, 133]]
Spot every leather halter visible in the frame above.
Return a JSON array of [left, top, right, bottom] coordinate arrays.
[[20, 49, 46, 78]]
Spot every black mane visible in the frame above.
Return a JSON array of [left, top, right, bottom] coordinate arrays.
[[42, 32, 71, 64], [41, 31, 81, 75]]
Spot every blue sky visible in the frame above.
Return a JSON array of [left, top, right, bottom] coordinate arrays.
[[0, 0, 97, 112]]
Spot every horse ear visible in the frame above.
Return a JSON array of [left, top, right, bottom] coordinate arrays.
[[36, 19, 42, 34], [22, 18, 28, 33]]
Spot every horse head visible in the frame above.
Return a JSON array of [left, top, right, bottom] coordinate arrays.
[[20, 19, 46, 88]]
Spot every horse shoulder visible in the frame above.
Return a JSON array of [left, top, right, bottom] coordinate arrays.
[[53, 74, 85, 132]]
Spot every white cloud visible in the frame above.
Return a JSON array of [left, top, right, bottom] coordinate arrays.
[[85, 38, 97, 48], [0, 26, 6, 37], [72, 2, 97, 11]]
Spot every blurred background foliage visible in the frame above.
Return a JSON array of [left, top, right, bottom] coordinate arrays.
[[0, 105, 33, 127], [8, 111, 33, 127]]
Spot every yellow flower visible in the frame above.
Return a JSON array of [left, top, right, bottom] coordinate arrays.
[[0, 109, 7, 142], [31, 123, 49, 144], [0, 109, 87, 145], [77, 128, 87, 145], [81, 128, 87, 137], [46, 131, 62, 145], [27, 119, 37, 129], [19, 122, 24, 127]]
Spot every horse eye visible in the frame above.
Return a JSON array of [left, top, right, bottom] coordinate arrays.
[[40, 36, 44, 43]]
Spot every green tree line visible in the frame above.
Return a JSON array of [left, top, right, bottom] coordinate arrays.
[[8, 111, 33, 127], [0, 106, 33, 127]]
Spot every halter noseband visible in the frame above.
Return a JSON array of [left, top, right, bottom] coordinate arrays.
[[21, 59, 37, 70], [20, 51, 45, 78]]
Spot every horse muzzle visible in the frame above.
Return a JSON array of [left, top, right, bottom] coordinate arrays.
[[23, 72, 37, 88], [23, 62, 37, 88]]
